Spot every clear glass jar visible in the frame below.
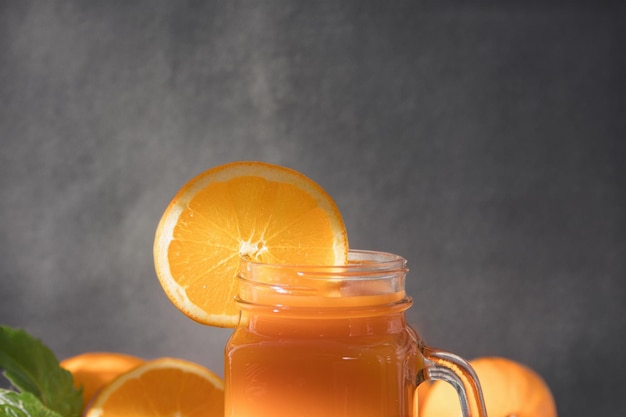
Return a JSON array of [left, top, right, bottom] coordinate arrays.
[[225, 250, 486, 417]]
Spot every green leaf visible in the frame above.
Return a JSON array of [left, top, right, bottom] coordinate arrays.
[[0, 326, 82, 417], [0, 389, 63, 417]]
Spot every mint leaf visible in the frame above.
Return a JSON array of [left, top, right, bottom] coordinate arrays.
[[0, 326, 82, 417], [0, 389, 62, 417]]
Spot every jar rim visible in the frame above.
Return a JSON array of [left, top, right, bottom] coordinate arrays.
[[240, 249, 408, 279], [237, 250, 409, 308]]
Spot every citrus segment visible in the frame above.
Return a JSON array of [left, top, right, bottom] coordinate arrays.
[[84, 357, 224, 417], [154, 161, 349, 327], [60, 352, 145, 409]]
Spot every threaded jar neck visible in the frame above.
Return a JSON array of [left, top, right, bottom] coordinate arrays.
[[237, 250, 410, 312]]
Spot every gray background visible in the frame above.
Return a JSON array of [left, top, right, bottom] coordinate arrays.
[[1, 1, 624, 415]]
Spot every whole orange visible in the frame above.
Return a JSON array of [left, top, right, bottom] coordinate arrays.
[[60, 351, 145, 409], [418, 356, 557, 417]]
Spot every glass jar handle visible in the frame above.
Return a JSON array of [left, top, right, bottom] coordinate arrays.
[[419, 346, 488, 417]]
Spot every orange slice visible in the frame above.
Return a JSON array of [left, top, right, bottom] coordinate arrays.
[[153, 161, 349, 327], [84, 357, 224, 417], [60, 352, 145, 410]]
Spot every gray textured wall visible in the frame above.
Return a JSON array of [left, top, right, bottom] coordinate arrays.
[[1, 1, 624, 415]]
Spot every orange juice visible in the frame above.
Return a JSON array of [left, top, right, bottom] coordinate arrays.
[[224, 250, 487, 417], [225, 302, 422, 417]]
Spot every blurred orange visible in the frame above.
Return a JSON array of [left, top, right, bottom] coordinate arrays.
[[418, 356, 557, 417], [60, 351, 144, 408]]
